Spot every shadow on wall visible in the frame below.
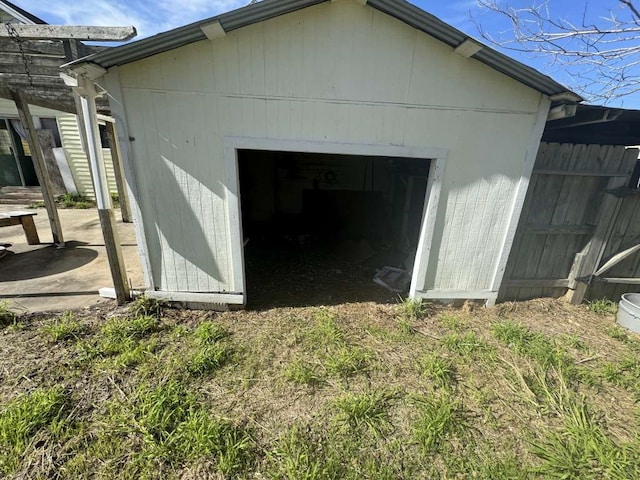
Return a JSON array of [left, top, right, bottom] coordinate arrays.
[[141, 154, 222, 289]]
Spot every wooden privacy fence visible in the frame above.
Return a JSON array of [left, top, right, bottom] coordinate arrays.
[[500, 142, 640, 303]]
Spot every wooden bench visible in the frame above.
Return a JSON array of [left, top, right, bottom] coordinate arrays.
[[0, 211, 40, 245]]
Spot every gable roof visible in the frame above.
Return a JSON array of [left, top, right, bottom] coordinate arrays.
[[0, 0, 46, 24], [67, 0, 581, 102]]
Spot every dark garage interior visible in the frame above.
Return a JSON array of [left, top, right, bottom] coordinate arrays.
[[237, 149, 431, 308]]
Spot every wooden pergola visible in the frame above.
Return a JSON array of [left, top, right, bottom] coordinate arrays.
[[0, 16, 136, 303]]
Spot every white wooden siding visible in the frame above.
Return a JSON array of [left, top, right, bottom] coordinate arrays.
[[58, 114, 118, 199], [113, 0, 544, 294]]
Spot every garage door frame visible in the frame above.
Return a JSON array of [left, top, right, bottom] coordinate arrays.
[[224, 136, 448, 304]]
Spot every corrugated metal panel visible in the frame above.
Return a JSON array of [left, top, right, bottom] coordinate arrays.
[[67, 0, 580, 101], [71, 0, 324, 70], [57, 114, 118, 199], [368, 0, 577, 98]]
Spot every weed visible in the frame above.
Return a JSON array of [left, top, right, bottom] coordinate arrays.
[[397, 318, 415, 335], [418, 354, 456, 389], [57, 192, 94, 209], [171, 409, 253, 472], [333, 390, 394, 436], [600, 353, 640, 393], [530, 397, 640, 479], [439, 314, 467, 331], [323, 347, 370, 377], [587, 298, 617, 315], [124, 380, 253, 475], [27, 200, 45, 209], [605, 325, 640, 352], [398, 297, 426, 320], [0, 301, 16, 327], [114, 339, 159, 368], [42, 311, 84, 342], [559, 333, 587, 351], [0, 387, 67, 474], [194, 321, 228, 345], [493, 320, 572, 369], [284, 359, 322, 386], [308, 309, 344, 347], [492, 320, 531, 347], [101, 315, 158, 341], [111, 193, 120, 207], [186, 343, 231, 376], [78, 315, 159, 365], [411, 393, 467, 453], [266, 424, 341, 480], [442, 331, 490, 357], [128, 295, 164, 319]]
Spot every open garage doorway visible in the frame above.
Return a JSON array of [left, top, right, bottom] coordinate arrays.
[[236, 148, 433, 309]]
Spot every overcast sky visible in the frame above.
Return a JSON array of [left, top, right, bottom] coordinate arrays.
[[11, 0, 640, 107]]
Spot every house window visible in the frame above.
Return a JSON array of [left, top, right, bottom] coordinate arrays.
[[98, 124, 110, 148]]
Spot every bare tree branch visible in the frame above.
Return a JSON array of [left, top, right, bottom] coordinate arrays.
[[477, 0, 640, 103]]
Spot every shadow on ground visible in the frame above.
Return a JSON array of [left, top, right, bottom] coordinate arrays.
[[0, 241, 98, 282]]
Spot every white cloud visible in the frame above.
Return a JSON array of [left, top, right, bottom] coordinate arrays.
[[15, 0, 247, 39]]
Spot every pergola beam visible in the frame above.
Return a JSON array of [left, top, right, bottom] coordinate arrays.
[[0, 24, 136, 41]]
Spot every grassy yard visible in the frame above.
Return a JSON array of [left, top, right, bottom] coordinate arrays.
[[0, 297, 639, 479]]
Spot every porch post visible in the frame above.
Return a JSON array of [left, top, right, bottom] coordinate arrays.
[[74, 78, 130, 304]]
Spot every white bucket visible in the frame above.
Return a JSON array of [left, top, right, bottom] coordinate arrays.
[[617, 293, 640, 334]]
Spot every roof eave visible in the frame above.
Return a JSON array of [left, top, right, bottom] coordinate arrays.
[[65, 0, 581, 101]]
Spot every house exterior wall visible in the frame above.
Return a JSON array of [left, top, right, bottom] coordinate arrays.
[[109, 0, 547, 297], [57, 114, 118, 198], [0, 98, 117, 198]]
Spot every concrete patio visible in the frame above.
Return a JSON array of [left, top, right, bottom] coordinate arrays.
[[0, 205, 144, 313]]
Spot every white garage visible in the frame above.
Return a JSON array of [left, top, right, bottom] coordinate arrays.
[[67, 0, 580, 308]]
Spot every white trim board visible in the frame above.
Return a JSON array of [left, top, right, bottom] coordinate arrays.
[[0, 2, 37, 24], [224, 136, 448, 306], [145, 290, 244, 305], [417, 289, 498, 302]]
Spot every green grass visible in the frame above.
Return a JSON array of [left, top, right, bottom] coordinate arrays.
[[418, 354, 456, 389], [530, 396, 640, 479], [42, 311, 84, 342], [0, 300, 639, 478], [333, 390, 395, 436], [193, 321, 228, 344], [605, 325, 640, 351], [284, 358, 323, 386], [439, 314, 467, 331], [306, 309, 345, 347], [186, 343, 232, 376], [105, 380, 254, 476], [493, 320, 572, 369], [322, 347, 370, 377], [57, 192, 95, 209], [600, 352, 640, 394], [78, 314, 160, 366], [411, 392, 468, 453], [0, 301, 16, 328], [442, 331, 491, 357], [0, 387, 67, 475], [398, 296, 426, 320], [128, 295, 164, 319], [266, 424, 342, 480], [184, 321, 232, 376], [587, 298, 618, 315]]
